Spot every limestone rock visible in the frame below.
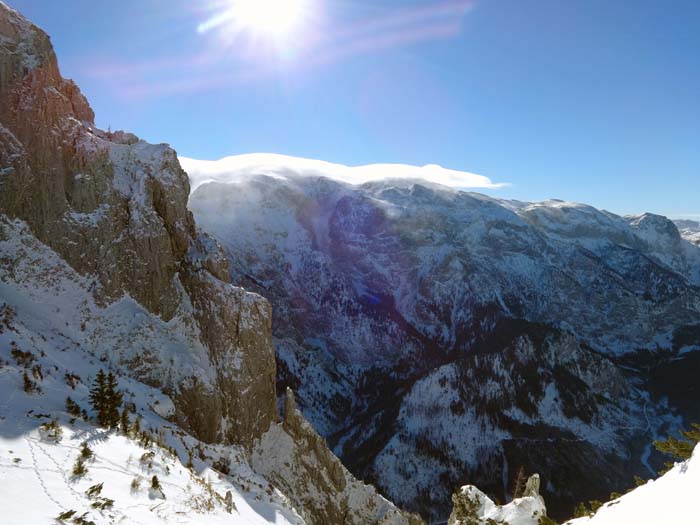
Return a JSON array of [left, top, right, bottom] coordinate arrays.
[[252, 388, 424, 525], [0, 0, 274, 446], [449, 483, 547, 525]]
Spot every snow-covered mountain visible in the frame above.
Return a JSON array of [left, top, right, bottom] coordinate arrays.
[[185, 154, 700, 521], [675, 219, 700, 247], [0, 4, 420, 524]]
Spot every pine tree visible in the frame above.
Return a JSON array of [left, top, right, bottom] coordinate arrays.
[[104, 371, 122, 428], [512, 466, 527, 499], [89, 370, 107, 426], [120, 406, 130, 435], [151, 475, 161, 490], [80, 442, 93, 460], [132, 415, 141, 438], [654, 422, 700, 473], [66, 397, 82, 418], [89, 370, 122, 428], [72, 456, 88, 477]]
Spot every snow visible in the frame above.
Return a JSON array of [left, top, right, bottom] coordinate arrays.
[[566, 444, 700, 525], [0, 217, 304, 524], [180, 153, 505, 193], [0, 422, 301, 525]]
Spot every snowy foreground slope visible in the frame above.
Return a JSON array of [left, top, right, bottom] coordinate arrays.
[[0, 4, 419, 524], [184, 154, 700, 521], [566, 444, 700, 525], [0, 219, 299, 525]]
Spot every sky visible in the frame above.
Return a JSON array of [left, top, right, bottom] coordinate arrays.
[[7, 0, 700, 218]]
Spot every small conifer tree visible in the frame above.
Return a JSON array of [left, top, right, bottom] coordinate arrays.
[[66, 397, 82, 417], [105, 371, 122, 428], [80, 441, 93, 460], [120, 406, 130, 435], [151, 475, 161, 490], [72, 456, 88, 477], [89, 370, 107, 426], [131, 415, 141, 438], [654, 422, 700, 474]]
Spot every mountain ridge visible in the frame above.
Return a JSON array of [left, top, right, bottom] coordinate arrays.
[[186, 154, 700, 521]]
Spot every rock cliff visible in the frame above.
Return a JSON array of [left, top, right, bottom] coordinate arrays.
[[0, 3, 420, 523]]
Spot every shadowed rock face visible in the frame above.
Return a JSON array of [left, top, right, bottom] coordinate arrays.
[[187, 168, 700, 520], [252, 388, 424, 525]]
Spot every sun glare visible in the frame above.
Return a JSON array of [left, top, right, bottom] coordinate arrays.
[[231, 0, 308, 38]]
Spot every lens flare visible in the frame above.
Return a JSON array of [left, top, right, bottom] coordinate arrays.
[[199, 0, 310, 41], [234, 0, 307, 36]]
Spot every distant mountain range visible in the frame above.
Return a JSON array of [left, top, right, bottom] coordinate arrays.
[[186, 154, 700, 521]]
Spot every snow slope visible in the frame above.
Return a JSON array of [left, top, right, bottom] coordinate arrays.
[[675, 219, 700, 247], [566, 444, 700, 525], [0, 218, 302, 525]]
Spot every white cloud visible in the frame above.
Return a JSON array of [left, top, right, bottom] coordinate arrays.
[[179, 153, 506, 194]]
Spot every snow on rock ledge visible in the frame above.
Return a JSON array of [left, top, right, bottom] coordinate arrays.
[[449, 475, 547, 525]]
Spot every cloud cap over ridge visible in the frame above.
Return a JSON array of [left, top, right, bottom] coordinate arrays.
[[180, 153, 506, 193]]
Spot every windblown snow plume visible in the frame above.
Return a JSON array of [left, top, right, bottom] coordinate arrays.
[[180, 153, 505, 193]]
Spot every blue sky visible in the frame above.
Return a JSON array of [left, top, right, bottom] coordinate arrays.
[[7, 0, 700, 217]]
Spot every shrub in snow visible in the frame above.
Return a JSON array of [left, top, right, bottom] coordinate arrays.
[[85, 483, 103, 499], [66, 397, 82, 418], [224, 490, 235, 514], [213, 456, 230, 475], [149, 475, 165, 499], [39, 420, 62, 443], [55, 510, 77, 522], [80, 442, 93, 460], [11, 347, 35, 367], [130, 475, 142, 493], [22, 371, 39, 394], [72, 456, 88, 477], [654, 422, 700, 473]]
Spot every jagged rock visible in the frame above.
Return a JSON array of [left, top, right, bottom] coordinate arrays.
[[449, 482, 547, 525], [0, 4, 422, 523], [524, 474, 540, 498], [0, 1, 275, 446], [252, 388, 424, 525]]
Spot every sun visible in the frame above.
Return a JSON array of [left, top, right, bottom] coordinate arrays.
[[230, 0, 309, 38]]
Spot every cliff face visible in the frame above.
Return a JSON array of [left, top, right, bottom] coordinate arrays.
[[252, 389, 424, 525], [0, 4, 421, 523], [0, 2, 277, 446]]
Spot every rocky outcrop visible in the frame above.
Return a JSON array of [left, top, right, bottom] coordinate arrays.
[[0, 1, 277, 446], [0, 4, 423, 523], [449, 475, 547, 525], [252, 388, 424, 525]]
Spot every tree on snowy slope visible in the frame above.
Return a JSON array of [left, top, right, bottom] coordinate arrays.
[[89, 370, 123, 428], [654, 422, 700, 473]]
